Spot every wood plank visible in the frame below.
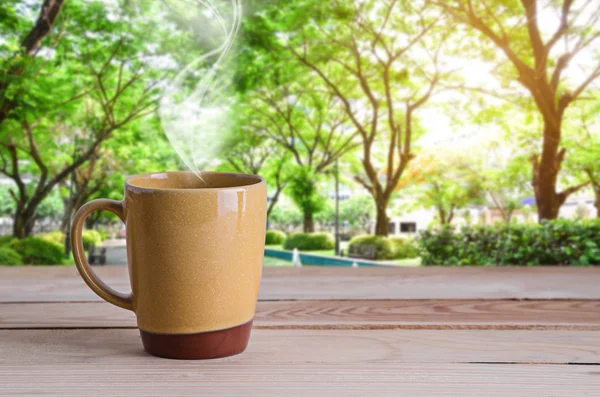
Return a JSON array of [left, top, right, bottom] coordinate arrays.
[[1, 266, 600, 302], [1, 329, 598, 365], [0, 329, 599, 396], [2, 364, 599, 397], [1, 300, 599, 329]]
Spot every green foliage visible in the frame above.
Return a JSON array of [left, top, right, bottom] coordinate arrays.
[[1, 0, 599, 243], [96, 229, 108, 241], [265, 230, 286, 245], [12, 237, 64, 265], [390, 237, 419, 259], [348, 235, 395, 260], [268, 204, 303, 232], [286, 167, 326, 222], [340, 195, 375, 233], [412, 157, 485, 225], [0, 246, 22, 265], [40, 231, 65, 246], [283, 233, 335, 251], [82, 230, 103, 249], [0, 188, 14, 217], [40, 229, 101, 253], [36, 189, 64, 221], [0, 236, 17, 247], [419, 219, 600, 266], [0, 0, 183, 238]]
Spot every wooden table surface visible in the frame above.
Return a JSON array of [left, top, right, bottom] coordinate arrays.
[[1, 266, 599, 396]]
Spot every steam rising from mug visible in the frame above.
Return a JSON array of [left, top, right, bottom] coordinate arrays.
[[159, 0, 242, 181]]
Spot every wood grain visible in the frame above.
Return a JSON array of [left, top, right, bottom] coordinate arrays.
[[2, 267, 599, 395], [0, 329, 599, 397], [1, 266, 600, 302], [2, 364, 599, 397], [1, 300, 599, 329], [1, 329, 599, 365]]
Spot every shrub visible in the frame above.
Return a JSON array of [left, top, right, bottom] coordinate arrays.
[[40, 230, 102, 252], [0, 235, 17, 247], [0, 246, 23, 265], [348, 235, 395, 260], [12, 237, 64, 265], [265, 230, 286, 245], [40, 231, 65, 246], [283, 233, 335, 251], [97, 228, 108, 241], [390, 237, 419, 259], [82, 230, 103, 249], [419, 219, 600, 266]]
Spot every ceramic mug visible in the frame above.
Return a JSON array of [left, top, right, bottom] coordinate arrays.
[[71, 171, 267, 359]]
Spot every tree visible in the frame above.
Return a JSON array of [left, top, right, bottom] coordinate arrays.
[[339, 195, 375, 235], [563, 100, 600, 217], [582, 147, 600, 218], [456, 142, 532, 223], [217, 124, 290, 217], [286, 166, 327, 232], [268, 203, 303, 234], [59, 152, 109, 233], [0, 1, 161, 238], [0, 0, 66, 126], [283, 0, 452, 235], [408, 155, 485, 225], [239, 80, 357, 231], [435, 0, 600, 220], [60, 114, 182, 231]]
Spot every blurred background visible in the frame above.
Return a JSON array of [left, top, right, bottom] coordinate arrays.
[[0, 0, 599, 267]]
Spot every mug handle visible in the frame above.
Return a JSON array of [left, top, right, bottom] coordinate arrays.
[[71, 199, 133, 311]]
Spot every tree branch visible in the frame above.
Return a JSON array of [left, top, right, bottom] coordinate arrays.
[[546, 0, 574, 51], [21, 0, 66, 55]]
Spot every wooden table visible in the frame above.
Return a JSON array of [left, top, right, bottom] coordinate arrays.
[[1, 266, 599, 396]]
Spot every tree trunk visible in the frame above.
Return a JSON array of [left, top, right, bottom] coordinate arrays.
[[447, 206, 455, 225], [85, 215, 99, 230], [532, 120, 562, 221], [267, 185, 284, 218], [437, 205, 456, 225], [374, 204, 389, 237], [13, 210, 35, 239], [60, 211, 70, 234], [60, 196, 72, 234], [593, 182, 600, 219], [303, 212, 314, 233], [437, 207, 448, 225]]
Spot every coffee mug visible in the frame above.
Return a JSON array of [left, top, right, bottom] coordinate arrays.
[[71, 171, 266, 359]]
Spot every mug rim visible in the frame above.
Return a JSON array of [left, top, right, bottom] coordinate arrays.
[[125, 171, 265, 193]]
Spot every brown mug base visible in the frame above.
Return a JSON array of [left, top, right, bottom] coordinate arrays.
[[140, 320, 253, 360]]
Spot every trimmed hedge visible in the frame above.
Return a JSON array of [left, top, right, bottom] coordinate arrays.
[[12, 237, 64, 265], [283, 233, 335, 251], [390, 237, 419, 259], [266, 230, 286, 245], [0, 246, 23, 265], [348, 235, 420, 260], [348, 235, 395, 260], [419, 219, 600, 266]]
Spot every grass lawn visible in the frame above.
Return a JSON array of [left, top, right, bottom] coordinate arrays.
[[263, 256, 293, 267], [392, 257, 422, 266]]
